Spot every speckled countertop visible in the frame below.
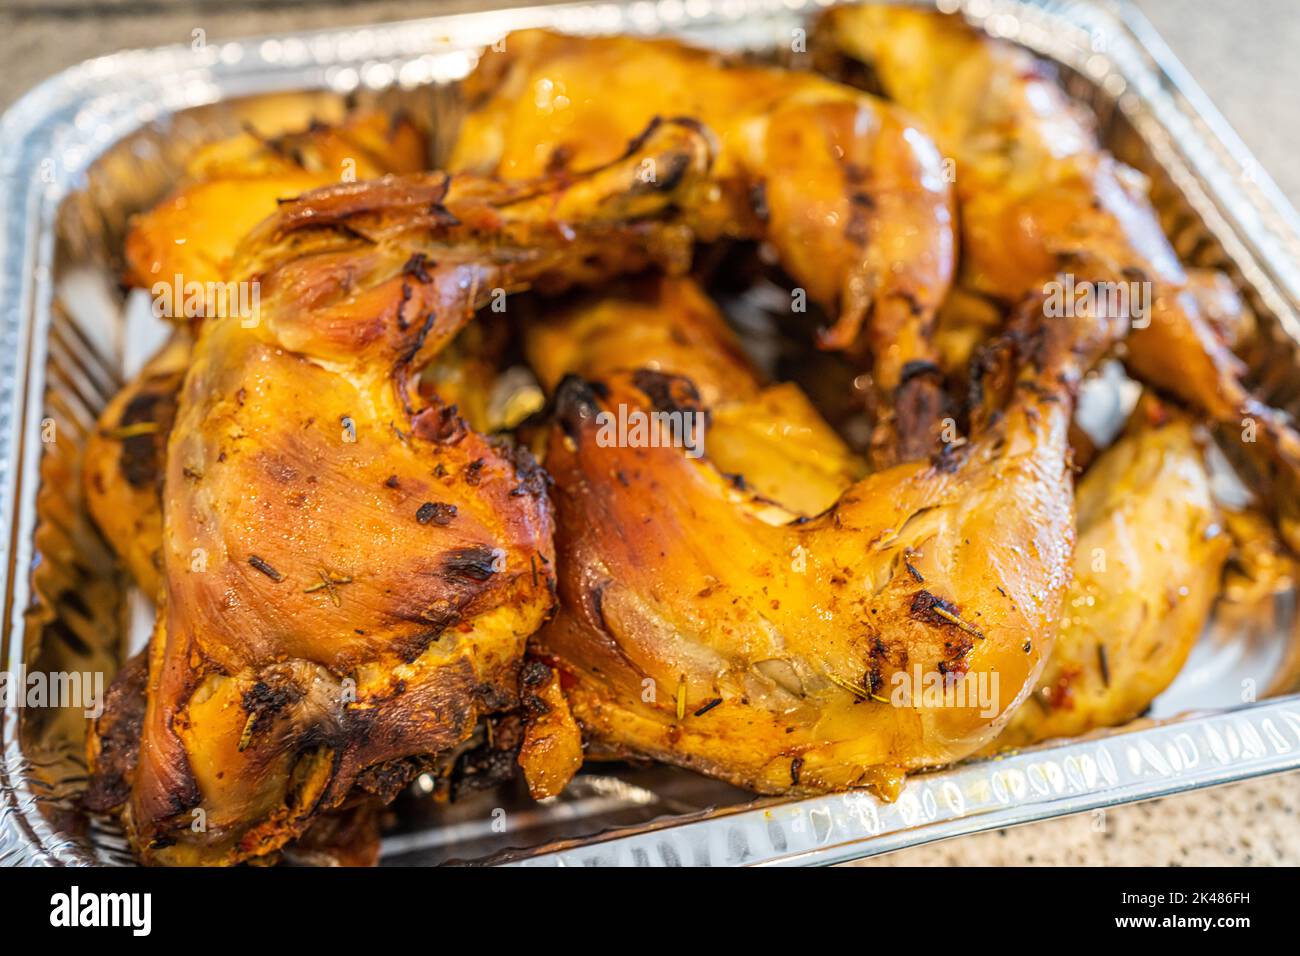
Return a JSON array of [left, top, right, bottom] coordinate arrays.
[[4, 0, 1298, 865]]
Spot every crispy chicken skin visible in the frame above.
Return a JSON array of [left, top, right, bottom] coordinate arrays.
[[534, 292, 1125, 795], [125, 110, 427, 289], [103, 120, 715, 865], [82, 327, 513, 609], [992, 401, 1229, 749], [452, 29, 956, 464], [815, 4, 1300, 548], [527, 275, 865, 517], [89, 112, 428, 599]]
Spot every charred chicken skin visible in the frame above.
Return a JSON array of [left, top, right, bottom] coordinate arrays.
[[94, 119, 714, 865], [452, 29, 956, 465], [815, 4, 1300, 548], [532, 286, 1125, 794]]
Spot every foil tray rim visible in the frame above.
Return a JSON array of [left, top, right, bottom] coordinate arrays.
[[3, 0, 1300, 868]]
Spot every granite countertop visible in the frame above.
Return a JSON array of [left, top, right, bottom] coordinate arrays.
[[5, 0, 1298, 866]]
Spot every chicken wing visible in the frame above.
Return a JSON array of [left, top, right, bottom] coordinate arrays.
[[815, 4, 1300, 550], [533, 284, 1125, 795], [96, 119, 715, 864], [452, 30, 956, 465], [992, 400, 1229, 749]]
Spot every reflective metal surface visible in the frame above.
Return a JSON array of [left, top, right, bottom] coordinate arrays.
[[3, 0, 1300, 867]]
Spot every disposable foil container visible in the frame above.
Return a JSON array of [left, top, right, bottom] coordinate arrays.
[[3, 0, 1300, 867]]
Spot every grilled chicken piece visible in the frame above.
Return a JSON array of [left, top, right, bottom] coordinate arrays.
[[527, 275, 865, 517], [82, 330, 526, 857], [100, 120, 714, 865], [815, 4, 1300, 550], [991, 400, 1229, 749], [452, 29, 956, 465], [85, 332, 192, 597], [126, 109, 427, 289], [533, 287, 1125, 795]]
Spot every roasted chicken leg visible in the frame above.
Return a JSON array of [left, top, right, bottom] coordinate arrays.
[[533, 287, 1125, 794], [97, 120, 714, 864]]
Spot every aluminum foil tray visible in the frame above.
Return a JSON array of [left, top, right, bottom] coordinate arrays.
[[4, 0, 1300, 868]]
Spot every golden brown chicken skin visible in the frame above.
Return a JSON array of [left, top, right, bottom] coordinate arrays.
[[126, 109, 427, 290], [527, 275, 865, 518], [83, 324, 517, 611], [533, 290, 1126, 796], [105, 120, 715, 865], [87, 115, 511, 859], [992, 400, 1229, 749], [452, 29, 956, 465], [815, 4, 1300, 549]]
